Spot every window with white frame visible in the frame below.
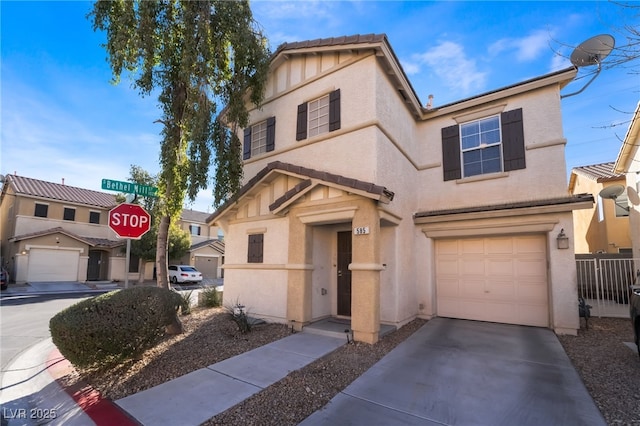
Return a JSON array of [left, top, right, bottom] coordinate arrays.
[[250, 121, 268, 157], [308, 94, 330, 138], [460, 115, 503, 178]]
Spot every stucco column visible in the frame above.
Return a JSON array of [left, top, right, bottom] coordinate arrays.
[[350, 200, 382, 344], [286, 213, 313, 331]]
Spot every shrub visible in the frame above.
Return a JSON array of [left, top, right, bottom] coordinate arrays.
[[175, 290, 193, 315], [49, 286, 183, 369], [198, 286, 221, 308]]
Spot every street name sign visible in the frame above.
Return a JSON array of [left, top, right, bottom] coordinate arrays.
[[102, 179, 158, 198]]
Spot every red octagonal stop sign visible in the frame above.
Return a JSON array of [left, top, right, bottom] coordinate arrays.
[[108, 203, 151, 239]]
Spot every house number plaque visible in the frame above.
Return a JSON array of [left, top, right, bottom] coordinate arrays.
[[353, 227, 370, 235]]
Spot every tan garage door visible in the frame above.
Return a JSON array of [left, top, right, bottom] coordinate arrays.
[[436, 235, 549, 327], [194, 256, 218, 279], [28, 249, 79, 282]]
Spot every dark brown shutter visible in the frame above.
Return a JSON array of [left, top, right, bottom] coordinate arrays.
[[501, 108, 525, 171], [243, 127, 252, 160], [329, 89, 341, 131], [441, 124, 461, 181], [296, 103, 307, 141], [266, 116, 276, 152], [247, 234, 264, 263]]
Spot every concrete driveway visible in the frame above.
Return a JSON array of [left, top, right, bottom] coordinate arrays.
[[302, 317, 605, 426]]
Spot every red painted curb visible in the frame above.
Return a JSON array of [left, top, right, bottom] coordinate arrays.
[[47, 348, 140, 426]]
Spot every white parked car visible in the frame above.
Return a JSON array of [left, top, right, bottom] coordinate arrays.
[[168, 265, 203, 284]]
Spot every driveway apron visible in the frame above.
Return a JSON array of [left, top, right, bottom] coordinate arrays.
[[302, 317, 605, 426]]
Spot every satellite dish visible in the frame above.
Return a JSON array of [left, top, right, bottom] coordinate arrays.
[[599, 184, 625, 200], [561, 34, 615, 99], [570, 34, 615, 67]]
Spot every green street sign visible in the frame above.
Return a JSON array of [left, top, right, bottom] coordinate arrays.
[[101, 179, 158, 198]]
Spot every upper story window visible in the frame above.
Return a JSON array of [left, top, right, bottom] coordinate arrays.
[[63, 207, 76, 221], [189, 224, 201, 236], [296, 89, 341, 141], [243, 117, 275, 160], [441, 108, 525, 181], [34, 203, 48, 218], [460, 116, 502, 177], [89, 211, 101, 224]]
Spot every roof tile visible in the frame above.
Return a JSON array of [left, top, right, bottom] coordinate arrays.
[[6, 175, 117, 208]]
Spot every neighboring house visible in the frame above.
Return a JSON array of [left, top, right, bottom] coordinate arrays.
[[174, 209, 224, 279], [613, 101, 640, 260], [207, 34, 593, 343], [0, 174, 223, 284], [568, 162, 632, 254]]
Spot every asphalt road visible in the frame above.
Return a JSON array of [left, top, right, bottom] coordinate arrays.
[[0, 293, 93, 371]]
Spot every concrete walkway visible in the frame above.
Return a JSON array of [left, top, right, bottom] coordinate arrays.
[[115, 332, 344, 425], [302, 317, 606, 426]]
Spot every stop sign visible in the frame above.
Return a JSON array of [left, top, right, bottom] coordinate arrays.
[[108, 203, 151, 239]]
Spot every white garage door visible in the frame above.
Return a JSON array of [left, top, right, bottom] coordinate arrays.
[[436, 235, 549, 327], [28, 249, 79, 282]]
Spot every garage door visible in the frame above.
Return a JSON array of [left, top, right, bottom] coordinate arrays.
[[436, 235, 549, 327], [28, 249, 79, 282], [194, 256, 218, 279]]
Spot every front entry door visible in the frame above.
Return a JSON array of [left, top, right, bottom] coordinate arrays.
[[87, 250, 102, 281], [337, 231, 352, 316]]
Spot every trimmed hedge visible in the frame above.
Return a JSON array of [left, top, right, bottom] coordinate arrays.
[[50, 286, 183, 368]]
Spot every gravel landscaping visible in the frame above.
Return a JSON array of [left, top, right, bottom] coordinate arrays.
[[61, 308, 639, 425]]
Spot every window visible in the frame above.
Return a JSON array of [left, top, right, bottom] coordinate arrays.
[[442, 108, 525, 181], [460, 116, 502, 177], [63, 207, 76, 221], [34, 203, 48, 218], [189, 224, 201, 236], [89, 211, 100, 224], [614, 192, 630, 217], [243, 117, 276, 160], [247, 234, 264, 263], [296, 89, 341, 140]]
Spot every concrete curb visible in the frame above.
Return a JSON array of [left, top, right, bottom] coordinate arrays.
[[0, 339, 138, 426]]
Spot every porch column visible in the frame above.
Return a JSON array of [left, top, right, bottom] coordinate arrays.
[[350, 200, 382, 344], [286, 214, 313, 331]]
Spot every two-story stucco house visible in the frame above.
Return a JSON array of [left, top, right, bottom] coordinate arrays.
[[0, 174, 223, 284], [569, 162, 632, 254], [207, 34, 593, 343]]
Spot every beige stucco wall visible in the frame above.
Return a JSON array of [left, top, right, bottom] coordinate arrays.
[[570, 176, 631, 254]]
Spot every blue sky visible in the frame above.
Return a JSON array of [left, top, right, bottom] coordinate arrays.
[[1, 1, 638, 213]]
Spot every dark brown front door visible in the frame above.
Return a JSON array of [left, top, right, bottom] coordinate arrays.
[[337, 231, 352, 316]]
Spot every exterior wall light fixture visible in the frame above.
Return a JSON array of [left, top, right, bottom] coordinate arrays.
[[557, 228, 569, 249]]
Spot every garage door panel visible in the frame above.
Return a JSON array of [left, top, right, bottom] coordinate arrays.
[[516, 236, 546, 254], [487, 259, 513, 276], [460, 239, 484, 254], [437, 258, 459, 275], [437, 240, 459, 255], [487, 237, 513, 254], [460, 259, 485, 275], [436, 235, 549, 327]]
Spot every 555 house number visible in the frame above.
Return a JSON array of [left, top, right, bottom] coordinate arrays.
[[353, 227, 370, 235]]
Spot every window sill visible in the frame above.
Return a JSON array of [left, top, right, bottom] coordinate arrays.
[[455, 171, 509, 184]]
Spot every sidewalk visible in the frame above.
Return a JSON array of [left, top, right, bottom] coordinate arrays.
[[0, 333, 344, 426]]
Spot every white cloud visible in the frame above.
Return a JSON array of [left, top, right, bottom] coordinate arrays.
[[411, 41, 487, 95], [489, 29, 554, 62]]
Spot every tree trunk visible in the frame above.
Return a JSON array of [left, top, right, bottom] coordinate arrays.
[[156, 215, 171, 289], [137, 259, 146, 285]]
